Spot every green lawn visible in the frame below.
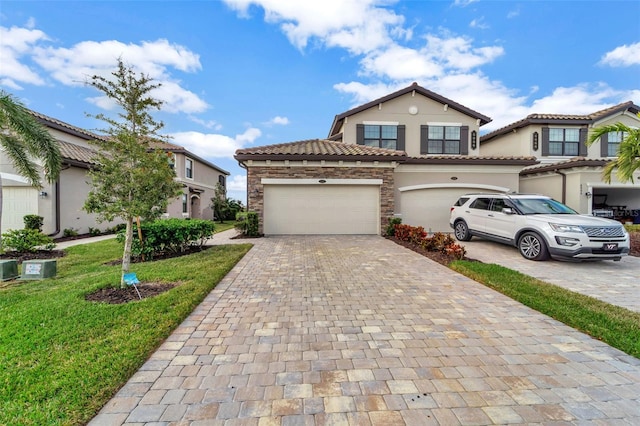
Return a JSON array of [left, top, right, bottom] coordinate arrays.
[[450, 260, 640, 359], [0, 239, 252, 426]]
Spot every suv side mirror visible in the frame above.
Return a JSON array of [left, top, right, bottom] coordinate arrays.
[[502, 207, 515, 215]]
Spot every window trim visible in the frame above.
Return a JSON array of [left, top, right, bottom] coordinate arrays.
[[541, 127, 587, 157], [185, 158, 194, 180], [420, 124, 469, 155], [356, 123, 405, 151]]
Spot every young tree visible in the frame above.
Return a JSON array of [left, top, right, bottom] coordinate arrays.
[[0, 91, 61, 246], [586, 114, 640, 183], [84, 59, 181, 287], [211, 182, 228, 223]]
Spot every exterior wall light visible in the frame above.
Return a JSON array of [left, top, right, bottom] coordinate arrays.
[[471, 130, 477, 150], [533, 132, 539, 151], [39, 191, 48, 198]]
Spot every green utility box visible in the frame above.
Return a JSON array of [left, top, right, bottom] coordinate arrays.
[[0, 260, 19, 281], [20, 259, 57, 280]]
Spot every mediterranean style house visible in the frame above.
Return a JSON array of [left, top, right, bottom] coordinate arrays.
[[480, 102, 640, 223], [235, 82, 539, 235], [1, 110, 229, 238]]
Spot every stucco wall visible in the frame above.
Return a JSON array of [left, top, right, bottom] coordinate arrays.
[[341, 94, 482, 157], [246, 164, 395, 234]]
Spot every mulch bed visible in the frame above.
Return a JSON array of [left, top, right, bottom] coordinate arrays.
[[630, 232, 640, 257], [385, 236, 472, 266], [0, 250, 66, 263], [85, 282, 178, 304]]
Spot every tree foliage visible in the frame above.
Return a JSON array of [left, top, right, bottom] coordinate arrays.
[[84, 59, 181, 287], [211, 183, 244, 222], [0, 91, 61, 246], [586, 114, 640, 183]]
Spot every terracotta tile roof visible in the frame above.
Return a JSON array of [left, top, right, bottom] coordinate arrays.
[[28, 109, 106, 141], [406, 155, 539, 166], [481, 101, 640, 143], [235, 139, 407, 160], [58, 140, 100, 166], [328, 82, 492, 137], [520, 157, 610, 174]]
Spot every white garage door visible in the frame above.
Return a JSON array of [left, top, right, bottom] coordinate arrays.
[[2, 187, 38, 232], [401, 187, 503, 233], [264, 184, 380, 235]]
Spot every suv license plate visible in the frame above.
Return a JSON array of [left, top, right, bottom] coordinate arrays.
[[602, 243, 618, 252]]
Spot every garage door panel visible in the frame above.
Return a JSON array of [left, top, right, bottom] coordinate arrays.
[[401, 187, 502, 233], [264, 185, 379, 235], [2, 187, 38, 232]]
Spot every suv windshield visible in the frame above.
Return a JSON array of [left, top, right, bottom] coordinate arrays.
[[510, 198, 577, 215]]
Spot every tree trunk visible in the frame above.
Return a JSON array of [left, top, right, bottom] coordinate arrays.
[[121, 216, 134, 288]]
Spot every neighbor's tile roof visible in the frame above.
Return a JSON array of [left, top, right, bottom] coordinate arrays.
[[235, 139, 407, 161], [405, 155, 539, 166], [520, 157, 610, 175], [481, 101, 640, 143], [58, 140, 100, 166], [28, 110, 106, 141]]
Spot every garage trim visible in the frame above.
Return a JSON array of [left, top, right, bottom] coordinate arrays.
[[262, 178, 383, 185], [399, 183, 511, 193]]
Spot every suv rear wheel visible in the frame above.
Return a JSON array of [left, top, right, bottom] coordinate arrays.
[[454, 220, 472, 241], [518, 232, 549, 261]]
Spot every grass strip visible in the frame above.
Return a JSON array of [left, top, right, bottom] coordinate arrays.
[[450, 260, 640, 359], [0, 239, 252, 426]]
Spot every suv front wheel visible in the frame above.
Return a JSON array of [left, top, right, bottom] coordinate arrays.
[[454, 220, 472, 241], [518, 232, 549, 261]]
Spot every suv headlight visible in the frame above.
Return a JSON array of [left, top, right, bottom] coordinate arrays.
[[549, 223, 584, 233]]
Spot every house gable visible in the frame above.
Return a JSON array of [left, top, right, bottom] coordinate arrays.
[[328, 82, 491, 158]]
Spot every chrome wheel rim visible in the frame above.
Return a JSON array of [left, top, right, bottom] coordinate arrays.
[[520, 235, 541, 258], [455, 223, 466, 239]]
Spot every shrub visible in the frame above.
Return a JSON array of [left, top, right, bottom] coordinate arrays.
[[88, 227, 102, 237], [385, 217, 402, 236], [117, 218, 216, 260], [391, 224, 466, 262], [235, 211, 260, 237], [23, 215, 44, 231], [63, 228, 78, 238], [1, 229, 55, 253]]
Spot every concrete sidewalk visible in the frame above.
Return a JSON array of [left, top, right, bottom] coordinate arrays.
[[90, 235, 640, 425]]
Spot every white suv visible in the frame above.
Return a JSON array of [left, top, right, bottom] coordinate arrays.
[[449, 193, 630, 261]]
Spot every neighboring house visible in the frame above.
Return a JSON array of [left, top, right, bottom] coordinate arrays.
[[235, 82, 538, 235], [480, 102, 640, 223], [153, 140, 230, 221], [1, 110, 229, 237]]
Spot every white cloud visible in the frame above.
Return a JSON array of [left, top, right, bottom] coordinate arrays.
[[453, 0, 478, 6], [169, 127, 262, 159], [599, 42, 640, 67], [266, 116, 290, 126], [0, 25, 49, 88], [189, 116, 223, 130], [227, 174, 247, 192], [469, 17, 489, 30], [223, 0, 406, 55]]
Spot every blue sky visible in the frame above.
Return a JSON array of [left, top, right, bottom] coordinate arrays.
[[1, 0, 639, 202]]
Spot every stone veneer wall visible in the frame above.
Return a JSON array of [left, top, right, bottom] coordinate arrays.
[[247, 165, 395, 234]]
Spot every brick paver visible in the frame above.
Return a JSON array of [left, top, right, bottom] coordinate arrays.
[[90, 235, 640, 425]]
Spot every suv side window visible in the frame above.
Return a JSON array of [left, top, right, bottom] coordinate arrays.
[[469, 197, 491, 210], [454, 197, 470, 207], [490, 198, 507, 212]]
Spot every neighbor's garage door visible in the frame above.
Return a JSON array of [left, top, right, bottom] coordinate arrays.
[[264, 184, 379, 235], [2, 187, 38, 232]]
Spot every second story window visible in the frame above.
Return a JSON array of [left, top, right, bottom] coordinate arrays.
[[356, 124, 405, 151], [185, 158, 193, 179], [606, 131, 627, 157], [218, 174, 226, 188], [420, 125, 469, 155], [542, 127, 587, 157], [548, 128, 579, 156]]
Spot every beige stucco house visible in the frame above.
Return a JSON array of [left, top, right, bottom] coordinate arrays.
[[480, 102, 640, 223], [235, 83, 538, 235], [1, 110, 229, 238]]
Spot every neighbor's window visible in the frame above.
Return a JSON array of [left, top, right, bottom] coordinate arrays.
[[426, 126, 461, 154], [548, 128, 579, 156], [606, 131, 627, 157], [182, 194, 188, 213], [185, 158, 193, 179], [363, 125, 398, 149], [218, 174, 226, 188]]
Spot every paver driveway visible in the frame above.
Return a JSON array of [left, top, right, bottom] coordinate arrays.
[[90, 236, 640, 425]]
